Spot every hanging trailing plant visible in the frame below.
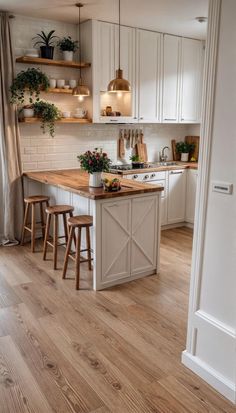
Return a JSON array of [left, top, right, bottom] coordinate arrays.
[[10, 68, 50, 104], [33, 100, 61, 137]]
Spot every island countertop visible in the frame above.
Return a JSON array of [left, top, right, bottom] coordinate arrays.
[[23, 168, 164, 200]]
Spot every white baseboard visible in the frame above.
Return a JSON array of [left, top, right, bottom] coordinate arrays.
[[182, 351, 236, 404], [161, 222, 194, 230]]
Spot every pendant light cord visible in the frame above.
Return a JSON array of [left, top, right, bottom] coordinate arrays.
[[118, 0, 121, 70]]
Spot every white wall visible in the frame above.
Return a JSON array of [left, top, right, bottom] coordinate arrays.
[[183, 0, 236, 403]]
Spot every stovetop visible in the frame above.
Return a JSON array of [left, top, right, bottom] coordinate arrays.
[[109, 162, 179, 173]]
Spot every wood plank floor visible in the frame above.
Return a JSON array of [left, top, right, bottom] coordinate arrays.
[[0, 227, 234, 413]]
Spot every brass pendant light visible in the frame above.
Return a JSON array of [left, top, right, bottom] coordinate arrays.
[[107, 0, 131, 93], [73, 3, 90, 98]]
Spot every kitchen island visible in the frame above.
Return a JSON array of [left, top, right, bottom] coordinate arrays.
[[23, 169, 163, 290]]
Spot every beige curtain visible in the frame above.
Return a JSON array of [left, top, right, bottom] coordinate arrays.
[[0, 12, 23, 245]]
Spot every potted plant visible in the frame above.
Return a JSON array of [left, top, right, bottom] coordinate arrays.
[[32, 30, 58, 59], [129, 154, 144, 169], [78, 148, 112, 187], [176, 141, 195, 162], [33, 100, 61, 137], [57, 36, 78, 61], [10, 68, 49, 104]]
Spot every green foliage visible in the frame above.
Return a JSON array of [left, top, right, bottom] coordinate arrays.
[[57, 36, 78, 52], [32, 30, 58, 47], [176, 141, 195, 154], [78, 148, 112, 174], [33, 100, 61, 138], [129, 154, 143, 162], [10, 68, 49, 104]]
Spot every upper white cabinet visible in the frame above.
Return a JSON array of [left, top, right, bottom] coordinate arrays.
[[162, 34, 181, 122], [180, 38, 204, 123], [97, 22, 115, 92], [162, 35, 204, 123], [85, 20, 204, 124], [136, 29, 161, 122]]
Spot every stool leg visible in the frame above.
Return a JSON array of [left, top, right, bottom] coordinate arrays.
[[62, 226, 74, 279], [21, 202, 29, 246], [53, 214, 58, 270], [86, 227, 92, 271], [40, 202, 45, 239], [63, 213, 68, 243], [69, 211, 76, 248], [43, 213, 51, 261], [75, 227, 81, 290], [31, 204, 36, 253]]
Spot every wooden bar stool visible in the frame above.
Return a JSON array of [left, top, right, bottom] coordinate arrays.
[[21, 195, 50, 252], [62, 215, 93, 290], [43, 205, 74, 270]]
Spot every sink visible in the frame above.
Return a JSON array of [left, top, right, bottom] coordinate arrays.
[[149, 162, 178, 167]]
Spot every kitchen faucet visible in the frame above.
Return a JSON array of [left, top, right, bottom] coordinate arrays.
[[160, 146, 170, 162]]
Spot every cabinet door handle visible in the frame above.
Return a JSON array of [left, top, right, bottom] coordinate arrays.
[[139, 117, 144, 120], [170, 171, 184, 175], [109, 119, 118, 122]]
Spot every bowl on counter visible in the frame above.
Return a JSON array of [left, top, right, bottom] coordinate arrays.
[[103, 178, 121, 192]]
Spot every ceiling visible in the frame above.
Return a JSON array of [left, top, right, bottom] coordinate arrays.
[[0, 0, 208, 39]]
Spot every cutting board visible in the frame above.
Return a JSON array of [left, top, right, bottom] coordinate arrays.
[[136, 143, 148, 162], [171, 139, 180, 161], [185, 136, 200, 161]]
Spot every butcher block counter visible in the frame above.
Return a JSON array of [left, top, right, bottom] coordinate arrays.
[[23, 168, 163, 291], [23, 168, 164, 199]]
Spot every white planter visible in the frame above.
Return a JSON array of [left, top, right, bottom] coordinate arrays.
[[62, 51, 74, 61], [23, 108, 34, 118], [181, 152, 189, 162], [89, 172, 103, 188]]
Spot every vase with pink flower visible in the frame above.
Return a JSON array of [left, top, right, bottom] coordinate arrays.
[[78, 148, 112, 188]]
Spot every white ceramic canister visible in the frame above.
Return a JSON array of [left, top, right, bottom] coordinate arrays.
[[69, 79, 77, 89], [89, 172, 103, 188], [57, 79, 65, 88]]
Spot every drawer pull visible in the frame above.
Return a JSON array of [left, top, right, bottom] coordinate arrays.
[[170, 171, 183, 175]]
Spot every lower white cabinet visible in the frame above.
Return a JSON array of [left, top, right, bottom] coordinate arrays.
[[167, 169, 187, 224], [101, 196, 158, 282], [185, 169, 198, 223], [101, 199, 131, 281]]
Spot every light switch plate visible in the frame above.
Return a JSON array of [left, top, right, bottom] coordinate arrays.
[[212, 181, 233, 195]]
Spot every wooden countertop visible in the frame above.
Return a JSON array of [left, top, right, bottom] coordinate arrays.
[[111, 162, 198, 175], [23, 169, 164, 200]]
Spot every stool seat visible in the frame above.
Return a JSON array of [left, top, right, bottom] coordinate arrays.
[[24, 195, 50, 204], [68, 215, 93, 228], [45, 205, 74, 215]]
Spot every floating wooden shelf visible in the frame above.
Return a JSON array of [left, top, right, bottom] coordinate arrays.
[[19, 117, 91, 124], [16, 56, 91, 69], [47, 88, 73, 94]]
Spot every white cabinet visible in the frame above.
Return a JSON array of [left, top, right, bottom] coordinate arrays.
[[167, 169, 187, 224], [136, 29, 161, 122], [185, 169, 198, 223], [131, 196, 157, 273], [101, 195, 158, 283], [180, 38, 204, 123], [101, 199, 131, 281], [162, 34, 181, 122], [96, 21, 115, 92]]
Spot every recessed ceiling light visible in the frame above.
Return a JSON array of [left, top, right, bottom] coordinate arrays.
[[195, 16, 208, 23]]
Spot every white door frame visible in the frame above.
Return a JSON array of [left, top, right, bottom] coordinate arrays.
[[182, 0, 236, 403]]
